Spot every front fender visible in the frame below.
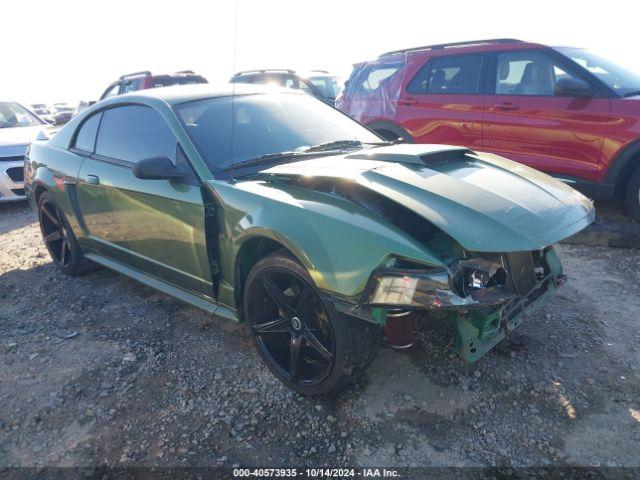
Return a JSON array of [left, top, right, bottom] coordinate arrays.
[[207, 179, 444, 300]]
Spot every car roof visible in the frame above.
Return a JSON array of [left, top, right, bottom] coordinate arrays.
[[377, 38, 548, 60], [231, 69, 338, 80], [118, 83, 304, 105]]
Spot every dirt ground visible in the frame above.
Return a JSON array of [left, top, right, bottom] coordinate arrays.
[[1, 201, 639, 472]]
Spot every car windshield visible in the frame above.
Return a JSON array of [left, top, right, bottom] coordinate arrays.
[[556, 47, 640, 96], [0, 102, 43, 128], [305, 75, 344, 100], [175, 92, 381, 172]]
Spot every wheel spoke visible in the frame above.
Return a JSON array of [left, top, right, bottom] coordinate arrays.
[[54, 207, 63, 225], [260, 273, 295, 316], [60, 239, 68, 265], [42, 205, 60, 226], [252, 317, 291, 334], [303, 330, 333, 362], [289, 334, 303, 383], [44, 229, 63, 243]]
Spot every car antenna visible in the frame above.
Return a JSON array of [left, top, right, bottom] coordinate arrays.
[[229, 0, 239, 181]]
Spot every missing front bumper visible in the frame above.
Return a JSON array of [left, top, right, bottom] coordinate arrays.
[[333, 248, 565, 363], [449, 273, 561, 363]]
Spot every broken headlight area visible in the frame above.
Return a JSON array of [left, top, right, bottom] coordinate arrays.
[[364, 260, 514, 311], [361, 249, 564, 357]]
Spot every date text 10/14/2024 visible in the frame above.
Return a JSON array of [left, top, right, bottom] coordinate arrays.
[[232, 468, 401, 478]]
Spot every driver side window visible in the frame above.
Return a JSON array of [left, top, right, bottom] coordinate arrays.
[[495, 51, 581, 96], [95, 105, 177, 164]]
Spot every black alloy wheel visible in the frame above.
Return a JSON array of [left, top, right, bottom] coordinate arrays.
[[37, 191, 93, 275], [244, 251, 380, 396], [39, 198, 72, 268], [249, 266, 336, 386]]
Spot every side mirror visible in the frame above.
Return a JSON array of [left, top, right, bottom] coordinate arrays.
[[133, 156, 184, 180], [554, 77, 593, 98]]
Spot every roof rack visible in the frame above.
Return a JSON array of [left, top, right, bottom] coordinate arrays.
[[119, 70, 152, 80], [175, 70, 195, 74], [380, 38, 523, 57], [307, 69, 329, 74], [231, 69, 295, 78]]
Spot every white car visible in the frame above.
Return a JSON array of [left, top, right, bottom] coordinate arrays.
[[0, 102, 48, 202]]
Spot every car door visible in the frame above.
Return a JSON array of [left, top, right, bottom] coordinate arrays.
[[74, 105, 213, 298], [482, 49, 611, 184], [394, 53, 486, 149]]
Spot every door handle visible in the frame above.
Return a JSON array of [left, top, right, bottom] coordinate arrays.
[[492, 102, 520, 111], [85, 174, 100, 185], [399, 97, 417, 106]]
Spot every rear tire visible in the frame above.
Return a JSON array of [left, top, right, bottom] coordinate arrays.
[[244, 251, 380, 396], [37, 191, 94, 275], [625, 168, 640, 221]]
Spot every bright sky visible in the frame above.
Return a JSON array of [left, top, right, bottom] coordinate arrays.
[[4, 0, 639, 105]]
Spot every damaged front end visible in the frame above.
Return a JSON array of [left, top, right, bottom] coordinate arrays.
[[356, 247, 565, 363], [259, 146, 592, 364]]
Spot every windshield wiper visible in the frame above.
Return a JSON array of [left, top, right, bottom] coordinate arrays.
[[303, 138, 405, 152], [222, 138, 398, 173], [222, 151, 309, 171], [302, 139, 365, 153]]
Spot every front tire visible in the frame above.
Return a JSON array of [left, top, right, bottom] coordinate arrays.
[[244, 251, 380, 396], [38, 191, 93, 275], [625, 167, 640, 221]]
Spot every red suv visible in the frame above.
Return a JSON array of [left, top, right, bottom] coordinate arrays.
[[336, 39, 640, 220]]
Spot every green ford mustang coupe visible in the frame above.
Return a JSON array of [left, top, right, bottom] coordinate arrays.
[[25, 84, 594, 395]]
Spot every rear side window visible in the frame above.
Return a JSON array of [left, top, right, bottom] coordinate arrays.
[[95, 105, 176, 163], [407, 55, 483, 94], [101, 83, 121, 99], [354, 63, 403, 95], [153, 75, 208, 88], [121, 80, 140, 94], [283, 76, 313, 94], [73, 112, 102, 152]]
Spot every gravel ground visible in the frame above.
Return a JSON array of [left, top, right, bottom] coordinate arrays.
[[1, 201, 639, 471]]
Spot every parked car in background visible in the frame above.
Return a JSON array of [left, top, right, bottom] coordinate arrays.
[[0, 101, 48, 202], [230, 69, 344, 104], [30, 104, 55, 124], [25, 85, 593, 395], [337, 38, 640, 220], [74, 100, 95, 116], [52, 104, 75, 125], [99, 70, 208, 100]]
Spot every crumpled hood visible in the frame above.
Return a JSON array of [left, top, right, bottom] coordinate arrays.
[[261, 144, 595, 252]]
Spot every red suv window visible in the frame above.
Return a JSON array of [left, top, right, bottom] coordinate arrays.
[[494, 51, 581, 96], [353, 63, 404, 95], [407, 55, 483, 95]]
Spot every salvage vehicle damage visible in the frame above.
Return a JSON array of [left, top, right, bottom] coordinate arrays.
[[26, 86, 594, 395], [247, 144, 592, 363]]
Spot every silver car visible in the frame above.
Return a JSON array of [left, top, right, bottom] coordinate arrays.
[[0, 102, 47, 202]]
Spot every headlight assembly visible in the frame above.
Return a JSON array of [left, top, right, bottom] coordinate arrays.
[[363, 259, 514, 310]]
